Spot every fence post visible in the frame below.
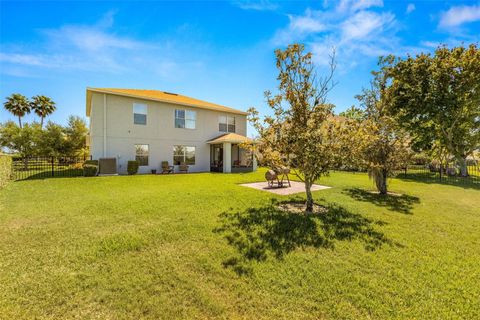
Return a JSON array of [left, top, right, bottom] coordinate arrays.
[[51, 157, 55, 177]]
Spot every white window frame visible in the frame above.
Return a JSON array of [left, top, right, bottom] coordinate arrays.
[[175, 109, 196, 129], [135, 144, 149, 166], [173, 145, 196, 165], [133, 103, 147, 125], [219, 115, 235, 133]]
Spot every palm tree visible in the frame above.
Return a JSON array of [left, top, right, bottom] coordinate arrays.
[[30, 95, 56, 128], [4, 93, 31, 128]]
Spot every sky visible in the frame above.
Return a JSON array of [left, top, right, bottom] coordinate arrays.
[[1, 0, 479, 136]]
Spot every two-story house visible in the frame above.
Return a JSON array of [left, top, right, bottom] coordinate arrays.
[[86, 88, 256, 174]]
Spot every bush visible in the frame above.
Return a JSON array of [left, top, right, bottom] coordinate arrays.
[[127, 161, 139, 175], [0, 155, 12, 188], [411, 153, 430, 165], [466, 158, 478, 166], [446, 167, 457, 177], [84, 160, 99, 166], [83, 164, 98, 177]]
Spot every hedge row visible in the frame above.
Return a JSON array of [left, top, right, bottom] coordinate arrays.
[[0, 155, 12, 189]]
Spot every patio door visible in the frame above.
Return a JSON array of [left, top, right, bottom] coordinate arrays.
[[210, 144, 223, 172]]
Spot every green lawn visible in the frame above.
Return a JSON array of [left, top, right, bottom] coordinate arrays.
[[0, 169, 479, 319]]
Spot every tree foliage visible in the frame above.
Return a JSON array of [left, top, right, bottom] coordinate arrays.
[[340, 67, 411, 195], [338, 105, 365, 121], [248, 43, 340, 212], [0, 121, 41, 157], [30, 95, 56, 128], [3, 94, 31, 128], [382, 44, 480, 176], [0, 117, 88, 157]]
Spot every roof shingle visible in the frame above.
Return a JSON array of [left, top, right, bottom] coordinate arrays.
[[86, 88, 247, 116]]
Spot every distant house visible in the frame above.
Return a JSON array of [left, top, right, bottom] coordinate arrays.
[[86, 88, 256, 174]]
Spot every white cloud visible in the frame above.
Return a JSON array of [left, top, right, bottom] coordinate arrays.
[[272, 4, 399, 71], [337, 0, 383, 13], [341, 11, 395, 40], [42, 26, 144, 53], [439, 4, 480, 28], [272, 9, 329, 44], [406, 3, 415, 14], [290, 11, 326, 33], [0, 53, 51, 67], [233, 0, 278, 11], [0, 12, 201, 78]]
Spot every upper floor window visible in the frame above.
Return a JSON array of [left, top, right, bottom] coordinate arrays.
[[135, 144, 149, 166], [219, 115, 235, 133], [175, 109, 196, 129], [133, 103, 147, 125]]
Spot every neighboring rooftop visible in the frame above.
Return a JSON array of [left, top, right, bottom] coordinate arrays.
[[86, 88, 248, 116]]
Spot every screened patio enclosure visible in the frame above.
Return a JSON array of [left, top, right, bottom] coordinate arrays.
[[207, 133, 256, 173]]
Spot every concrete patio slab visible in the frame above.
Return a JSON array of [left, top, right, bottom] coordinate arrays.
[[240, 181, 331, 195]]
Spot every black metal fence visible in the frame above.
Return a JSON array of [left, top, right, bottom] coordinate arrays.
[[12, 156, 90, 180], [397, 163, 480, 186]]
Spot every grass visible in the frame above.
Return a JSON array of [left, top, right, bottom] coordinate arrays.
[[0, 169, 479, 319]]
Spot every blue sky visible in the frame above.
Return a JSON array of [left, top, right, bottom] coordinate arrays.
[[1, 0, 479, 136]]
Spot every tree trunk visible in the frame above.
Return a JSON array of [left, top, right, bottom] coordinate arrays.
[[18, 116, 22, 129], [457, 156, 469, 177], [305, 180, 314, 213], [40, 116, 44, 129], [376, 170, 388, 195]]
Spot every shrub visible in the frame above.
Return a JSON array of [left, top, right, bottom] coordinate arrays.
[[446, 167, 457, 177], [411, 153, 430, 165], [0, 155, 12, 188], [84, 160, 99, 166], [83, 164, 98, 177], [127, 161, 139, 175], [72, 162, 83, 169], [466, 158, 478, 166]]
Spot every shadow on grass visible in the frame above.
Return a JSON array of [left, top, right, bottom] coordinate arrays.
[[14, 168, 84, 181], [396, 173, 480, 190], [344, 188, 420, 214], [214, 199, 394, 275]]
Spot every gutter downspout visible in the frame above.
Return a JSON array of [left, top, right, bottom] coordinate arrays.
[[103, 93, 107, 158]]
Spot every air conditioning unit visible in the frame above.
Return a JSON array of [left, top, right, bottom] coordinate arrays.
[[98, 158, 118, 175]]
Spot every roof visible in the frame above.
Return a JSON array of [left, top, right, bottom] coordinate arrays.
[[86, 88, 248, 116], [206, 133, 253, 144]]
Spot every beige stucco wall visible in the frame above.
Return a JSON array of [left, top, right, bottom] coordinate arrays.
[[89, 92, 247, 174]]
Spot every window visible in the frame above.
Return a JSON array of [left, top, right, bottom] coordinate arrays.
[[175, 109, 196, 129], [219, 115, 235, 133], [133, 103, 147, 125], [173, 146, 195, 165], [135, 144, 149, 166]]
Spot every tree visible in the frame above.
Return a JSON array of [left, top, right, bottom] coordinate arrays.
[[0, 115, 88, 158], [341, 67, 411, 195], [248, 44, 339, 213], [338, 105, 365, 121], [38, 122, 68, 156], [30, 95, 56, 128], [0, 121, 42, 169], [63, 116, 88, 156], [383, 44, 480, 177], [3, 94, 31, 128], [37, 116, 88, 156]]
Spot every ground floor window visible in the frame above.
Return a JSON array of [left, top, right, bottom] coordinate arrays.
[[135, 144, 149, 166], [173, 146, 195, 165]]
